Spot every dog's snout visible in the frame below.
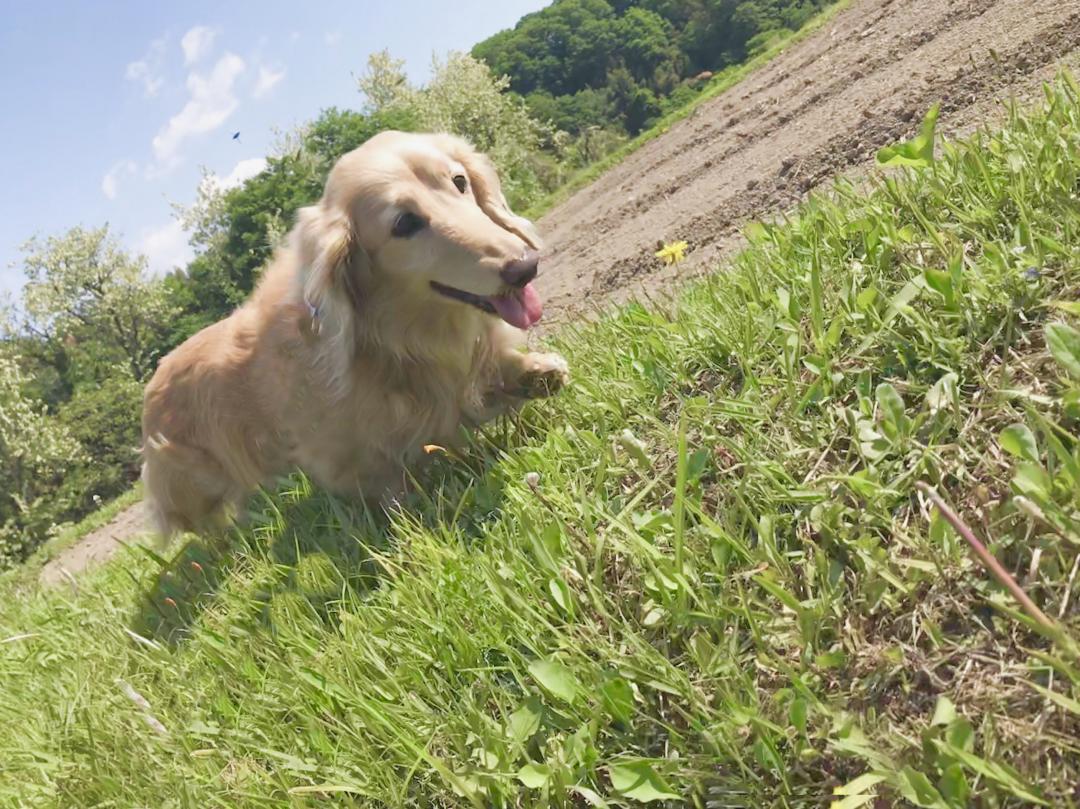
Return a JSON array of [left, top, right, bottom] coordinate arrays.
[[500, 250, 540, 288]]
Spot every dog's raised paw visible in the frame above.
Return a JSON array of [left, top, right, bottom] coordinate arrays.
[[513, 352, 570, 399]]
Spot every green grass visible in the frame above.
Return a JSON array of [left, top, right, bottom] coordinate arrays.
[[523, 0, 851, 221], [5, 75, 1080, 808]]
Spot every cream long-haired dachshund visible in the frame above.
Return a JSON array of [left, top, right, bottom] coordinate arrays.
[[141, 131, 569, 538]]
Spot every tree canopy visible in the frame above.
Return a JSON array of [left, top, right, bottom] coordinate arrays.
[[473, 0, 830, 134]]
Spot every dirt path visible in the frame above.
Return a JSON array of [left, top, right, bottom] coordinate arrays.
[[39, 502, 147, 588], [39, 0, 1080, 585]]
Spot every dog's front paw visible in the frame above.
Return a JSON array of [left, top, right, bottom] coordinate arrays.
[[510, 352, 570, 399]]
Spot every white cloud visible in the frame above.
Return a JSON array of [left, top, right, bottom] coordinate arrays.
[[252, 64, 286, 99], [209, 157, 268, 192], [138, 220, 193, 276], [324, 31, 342, 47], [152, 52, 246, 168], [125, 37, 167, 97], [289, 31, 301, 42], [181, 25, 217, 65], [101, 160, 137, 200]]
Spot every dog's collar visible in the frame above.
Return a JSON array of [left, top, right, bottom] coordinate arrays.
[[303, 297, 321, 335]]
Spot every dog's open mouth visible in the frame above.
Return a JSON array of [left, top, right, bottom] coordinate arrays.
[[429, 281, 543, 330]]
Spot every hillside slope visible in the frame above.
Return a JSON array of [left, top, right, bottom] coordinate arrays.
[[8, 71, 1080, 806], [36, 0, 1080, 586]]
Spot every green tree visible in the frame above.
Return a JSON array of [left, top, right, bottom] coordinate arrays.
[[525, 88, 613, 135], [0, 355, 85, 564], [472, 0, 619, 97], [616, 7, 684, 92], [19, 225, 175, 383], [606, 64, 661, 133], [473, 0, 831, 134], [55, 370, 144, 517], [356, 48, 410, 113]]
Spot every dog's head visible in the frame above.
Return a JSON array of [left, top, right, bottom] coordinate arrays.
[[296, 131, 544, 339]]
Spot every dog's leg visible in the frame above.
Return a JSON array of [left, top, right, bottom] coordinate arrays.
[[465, 323, 570, 426], [489, 320, 570, 400], [499, 349, 571, 400]]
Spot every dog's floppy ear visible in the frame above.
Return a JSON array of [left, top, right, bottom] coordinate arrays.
[[295, 203, 368, 394], [443, 136, 543, 250]]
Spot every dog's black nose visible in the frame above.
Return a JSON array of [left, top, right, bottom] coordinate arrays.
[[500, 250, 540, 288]]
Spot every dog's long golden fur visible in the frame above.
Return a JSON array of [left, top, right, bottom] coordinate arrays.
[[141, 131, 568, 538]]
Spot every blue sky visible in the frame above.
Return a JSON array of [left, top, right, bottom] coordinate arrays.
[[0, 0, 549, 297]]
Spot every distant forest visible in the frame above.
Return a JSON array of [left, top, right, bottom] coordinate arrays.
[[474, 0, 831, 134]]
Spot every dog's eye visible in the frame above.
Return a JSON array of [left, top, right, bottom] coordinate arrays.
[[452, 173, 468, 194], [391, 212, 426, 238]]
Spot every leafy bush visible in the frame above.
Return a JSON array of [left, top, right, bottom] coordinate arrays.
[[0, 357, 85, 565], [55, 372, 144, 515]]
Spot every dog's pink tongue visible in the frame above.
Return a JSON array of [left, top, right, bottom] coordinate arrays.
[[490, 283, 543, 330]]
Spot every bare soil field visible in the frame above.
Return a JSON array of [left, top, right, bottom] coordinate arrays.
[[535, 0, 1080, 330], [39, 0, 1080, 584]]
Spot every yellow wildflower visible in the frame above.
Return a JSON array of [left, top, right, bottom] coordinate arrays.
[[655, 240, 688, 265]]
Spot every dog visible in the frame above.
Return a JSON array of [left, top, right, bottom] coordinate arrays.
[[141, 131, 569, 539]]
